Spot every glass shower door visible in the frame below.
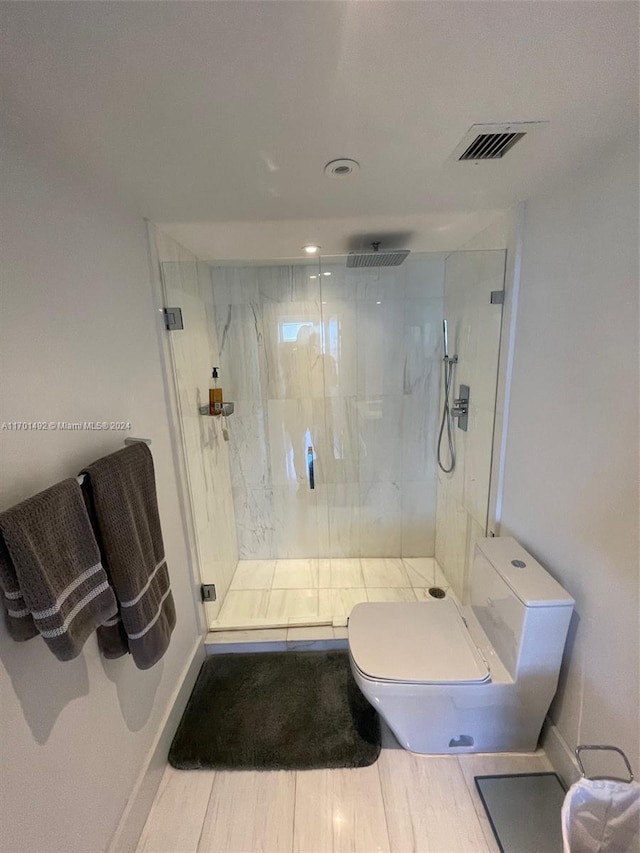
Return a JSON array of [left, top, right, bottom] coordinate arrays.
[[212, 259, 328, 567], [261, 260, 328, 563]]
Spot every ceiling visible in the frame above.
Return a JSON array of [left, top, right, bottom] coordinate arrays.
[[1, 2, 637, 259]]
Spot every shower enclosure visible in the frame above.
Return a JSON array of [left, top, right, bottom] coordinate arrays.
[[157, 239, 506, 630], [213, 254, 445, 562]]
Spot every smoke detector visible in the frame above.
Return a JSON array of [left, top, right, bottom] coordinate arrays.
[[450, 122, 547, 161], [324, 158, 360, 178]]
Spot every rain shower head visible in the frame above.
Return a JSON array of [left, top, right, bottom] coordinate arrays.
[[346, 242, 410, 268]]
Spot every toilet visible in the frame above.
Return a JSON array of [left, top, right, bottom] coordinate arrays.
[[348, 537, 574, 754]]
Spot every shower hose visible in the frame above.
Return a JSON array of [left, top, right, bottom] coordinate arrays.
[[437, 358, 456, 473]]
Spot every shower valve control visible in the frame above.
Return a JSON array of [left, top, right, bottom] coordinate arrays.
[[452, 385, 470, 432]]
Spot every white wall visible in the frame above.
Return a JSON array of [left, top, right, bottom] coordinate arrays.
[[0, 134, 202, 851], [500, 131, 639, 768]]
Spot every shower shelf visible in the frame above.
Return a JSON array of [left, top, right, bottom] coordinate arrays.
[[199, 402, 235, 417]]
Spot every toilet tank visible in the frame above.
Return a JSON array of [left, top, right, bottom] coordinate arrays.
[[470, 537, 574, 680]]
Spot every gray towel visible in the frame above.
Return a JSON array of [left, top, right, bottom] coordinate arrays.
[[0, 479, 118, 660], [81, 443, 175, 670], [0, 535, 39, 641]]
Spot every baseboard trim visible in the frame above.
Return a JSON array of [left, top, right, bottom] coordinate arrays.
[[541, 716, 581, 788], [108, 637, 206, 853]]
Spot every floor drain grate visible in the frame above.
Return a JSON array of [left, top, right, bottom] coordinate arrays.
[[428, 587, 446, 599]]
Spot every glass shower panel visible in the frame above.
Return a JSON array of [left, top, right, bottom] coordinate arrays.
[[434, 249, 506, 599], [211, 260, 327, 560], [159, 260, 238, 622], [314, 260, 360, 558]]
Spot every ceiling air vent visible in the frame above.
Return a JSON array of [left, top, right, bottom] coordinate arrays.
[[459, 132, 525, 160], [451, 122, 547, 162]]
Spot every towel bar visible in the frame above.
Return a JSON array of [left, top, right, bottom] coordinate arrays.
[[76, 438, 152, 485]]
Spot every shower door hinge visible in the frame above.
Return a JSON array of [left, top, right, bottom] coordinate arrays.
[[163, 307, 184, 330], [490, 291, 505, 305], [201, 583, 217, 602]]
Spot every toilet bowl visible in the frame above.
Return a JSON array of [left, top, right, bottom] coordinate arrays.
[[348, 537, 574, 754]]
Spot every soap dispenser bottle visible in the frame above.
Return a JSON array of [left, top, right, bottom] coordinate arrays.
[[209, 367, 223, 416]]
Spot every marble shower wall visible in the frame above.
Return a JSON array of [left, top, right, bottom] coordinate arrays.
[[212, 255, 445, 559], [156, 232, 238, 625], [434, 250, 506, 599]]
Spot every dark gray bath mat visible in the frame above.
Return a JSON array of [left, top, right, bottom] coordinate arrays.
[[475, 773, 566, 853], [169, 650, 381, 770]]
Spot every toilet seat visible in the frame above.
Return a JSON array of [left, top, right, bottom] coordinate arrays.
[[349, 599, 491, 685]]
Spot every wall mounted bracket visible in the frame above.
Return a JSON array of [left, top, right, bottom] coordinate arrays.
[[198, 402, 235, 417]]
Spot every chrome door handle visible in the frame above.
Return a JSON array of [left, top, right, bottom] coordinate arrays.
[[307, 446, 315, 490]]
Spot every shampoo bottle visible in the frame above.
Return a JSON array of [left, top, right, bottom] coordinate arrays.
[[209, 367, 223, 416]]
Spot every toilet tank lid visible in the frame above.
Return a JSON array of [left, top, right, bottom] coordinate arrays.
[[476, 537, 575, 607]]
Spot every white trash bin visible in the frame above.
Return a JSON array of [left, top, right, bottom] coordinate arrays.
[[561, 745, 639, 853]]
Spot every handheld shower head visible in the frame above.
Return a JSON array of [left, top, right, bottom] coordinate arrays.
[[442, 319, 449, 359], [438, 318, 457, 473]]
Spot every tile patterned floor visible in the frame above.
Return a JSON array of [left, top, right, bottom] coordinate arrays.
[[213, 557, 452, 629], [141, 557, 555, 851], [137, 724, 553, 853]]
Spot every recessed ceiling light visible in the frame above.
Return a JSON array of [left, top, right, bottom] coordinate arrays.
[[323, 272, 332, 276], [376, 301, 382, 305], [310, 275, 318, 279], [303, 244, 320, 254], [324, 158, 360, 178]]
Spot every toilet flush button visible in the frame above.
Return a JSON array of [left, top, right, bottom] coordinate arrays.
[[511, 559, 526, 568]]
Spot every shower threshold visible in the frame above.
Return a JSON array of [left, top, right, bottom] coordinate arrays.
[[209, 616, 342, 632], [205, 622, 349, 655]]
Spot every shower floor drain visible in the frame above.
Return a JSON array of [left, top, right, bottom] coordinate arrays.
[[428, 587, 446, 599]]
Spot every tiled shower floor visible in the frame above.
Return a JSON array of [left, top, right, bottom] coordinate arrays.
[[210, 557, 452, 631]]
